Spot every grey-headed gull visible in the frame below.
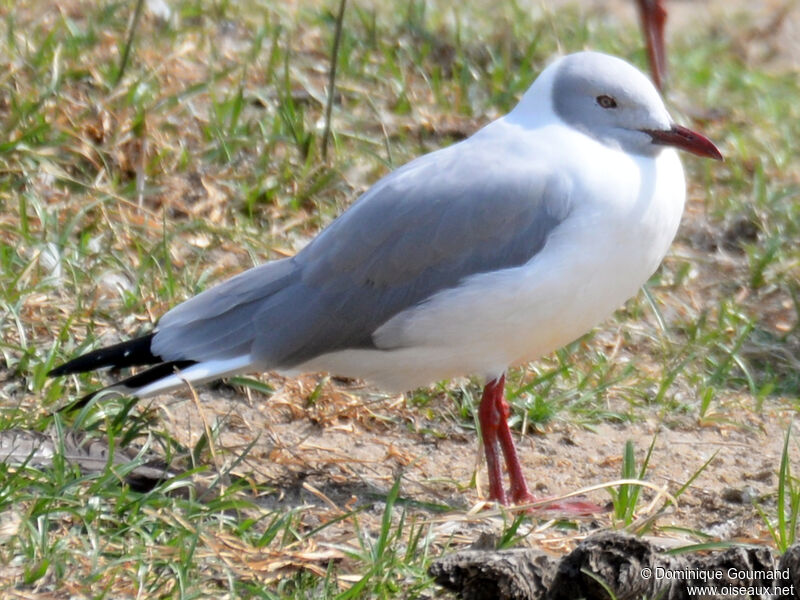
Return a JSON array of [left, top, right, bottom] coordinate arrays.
[[50, 51, 722, 507]]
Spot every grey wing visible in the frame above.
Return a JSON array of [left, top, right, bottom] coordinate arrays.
[[151, 258, 301, 360], [152, 141, 573, 367]]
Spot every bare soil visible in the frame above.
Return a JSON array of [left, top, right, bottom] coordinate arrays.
[[148, 371, 800, 557]]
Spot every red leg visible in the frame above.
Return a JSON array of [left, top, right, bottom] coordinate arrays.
[[494, 394, 536, 505], [480, 375, 605, 515], [635, 0, 668, 90], [478, 377, 507, 504]]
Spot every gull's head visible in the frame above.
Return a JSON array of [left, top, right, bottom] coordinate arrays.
[[513, 51, 722, 161]]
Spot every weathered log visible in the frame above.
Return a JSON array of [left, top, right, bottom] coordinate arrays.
[[430, 531, 798, 600]]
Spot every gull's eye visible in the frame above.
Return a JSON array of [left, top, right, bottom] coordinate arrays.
[[596, 95, 618, 109]]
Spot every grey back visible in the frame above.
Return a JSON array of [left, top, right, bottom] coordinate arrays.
[[152, 137, 573, 367]]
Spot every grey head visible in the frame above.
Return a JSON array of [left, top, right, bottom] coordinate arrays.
[[551, 51, 672, 157], [547, 51, 722, 161]]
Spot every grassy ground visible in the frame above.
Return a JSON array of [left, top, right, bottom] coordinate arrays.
[[0, 0, 799, 597]]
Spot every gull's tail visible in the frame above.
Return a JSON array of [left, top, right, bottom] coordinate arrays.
[[50, 257, 302, 409], [49, 333, 252, 410]]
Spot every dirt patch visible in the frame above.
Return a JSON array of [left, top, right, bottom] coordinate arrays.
[[144, 373, 798, 555]]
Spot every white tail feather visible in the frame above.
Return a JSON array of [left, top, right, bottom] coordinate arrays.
[[133, 356, 254, 398]]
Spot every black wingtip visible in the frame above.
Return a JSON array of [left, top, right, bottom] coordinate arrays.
[[55, 359, 197, 414], [48, 363, 78, 377], [113, 360, 197, 391], [49, 333, 159, 377]]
